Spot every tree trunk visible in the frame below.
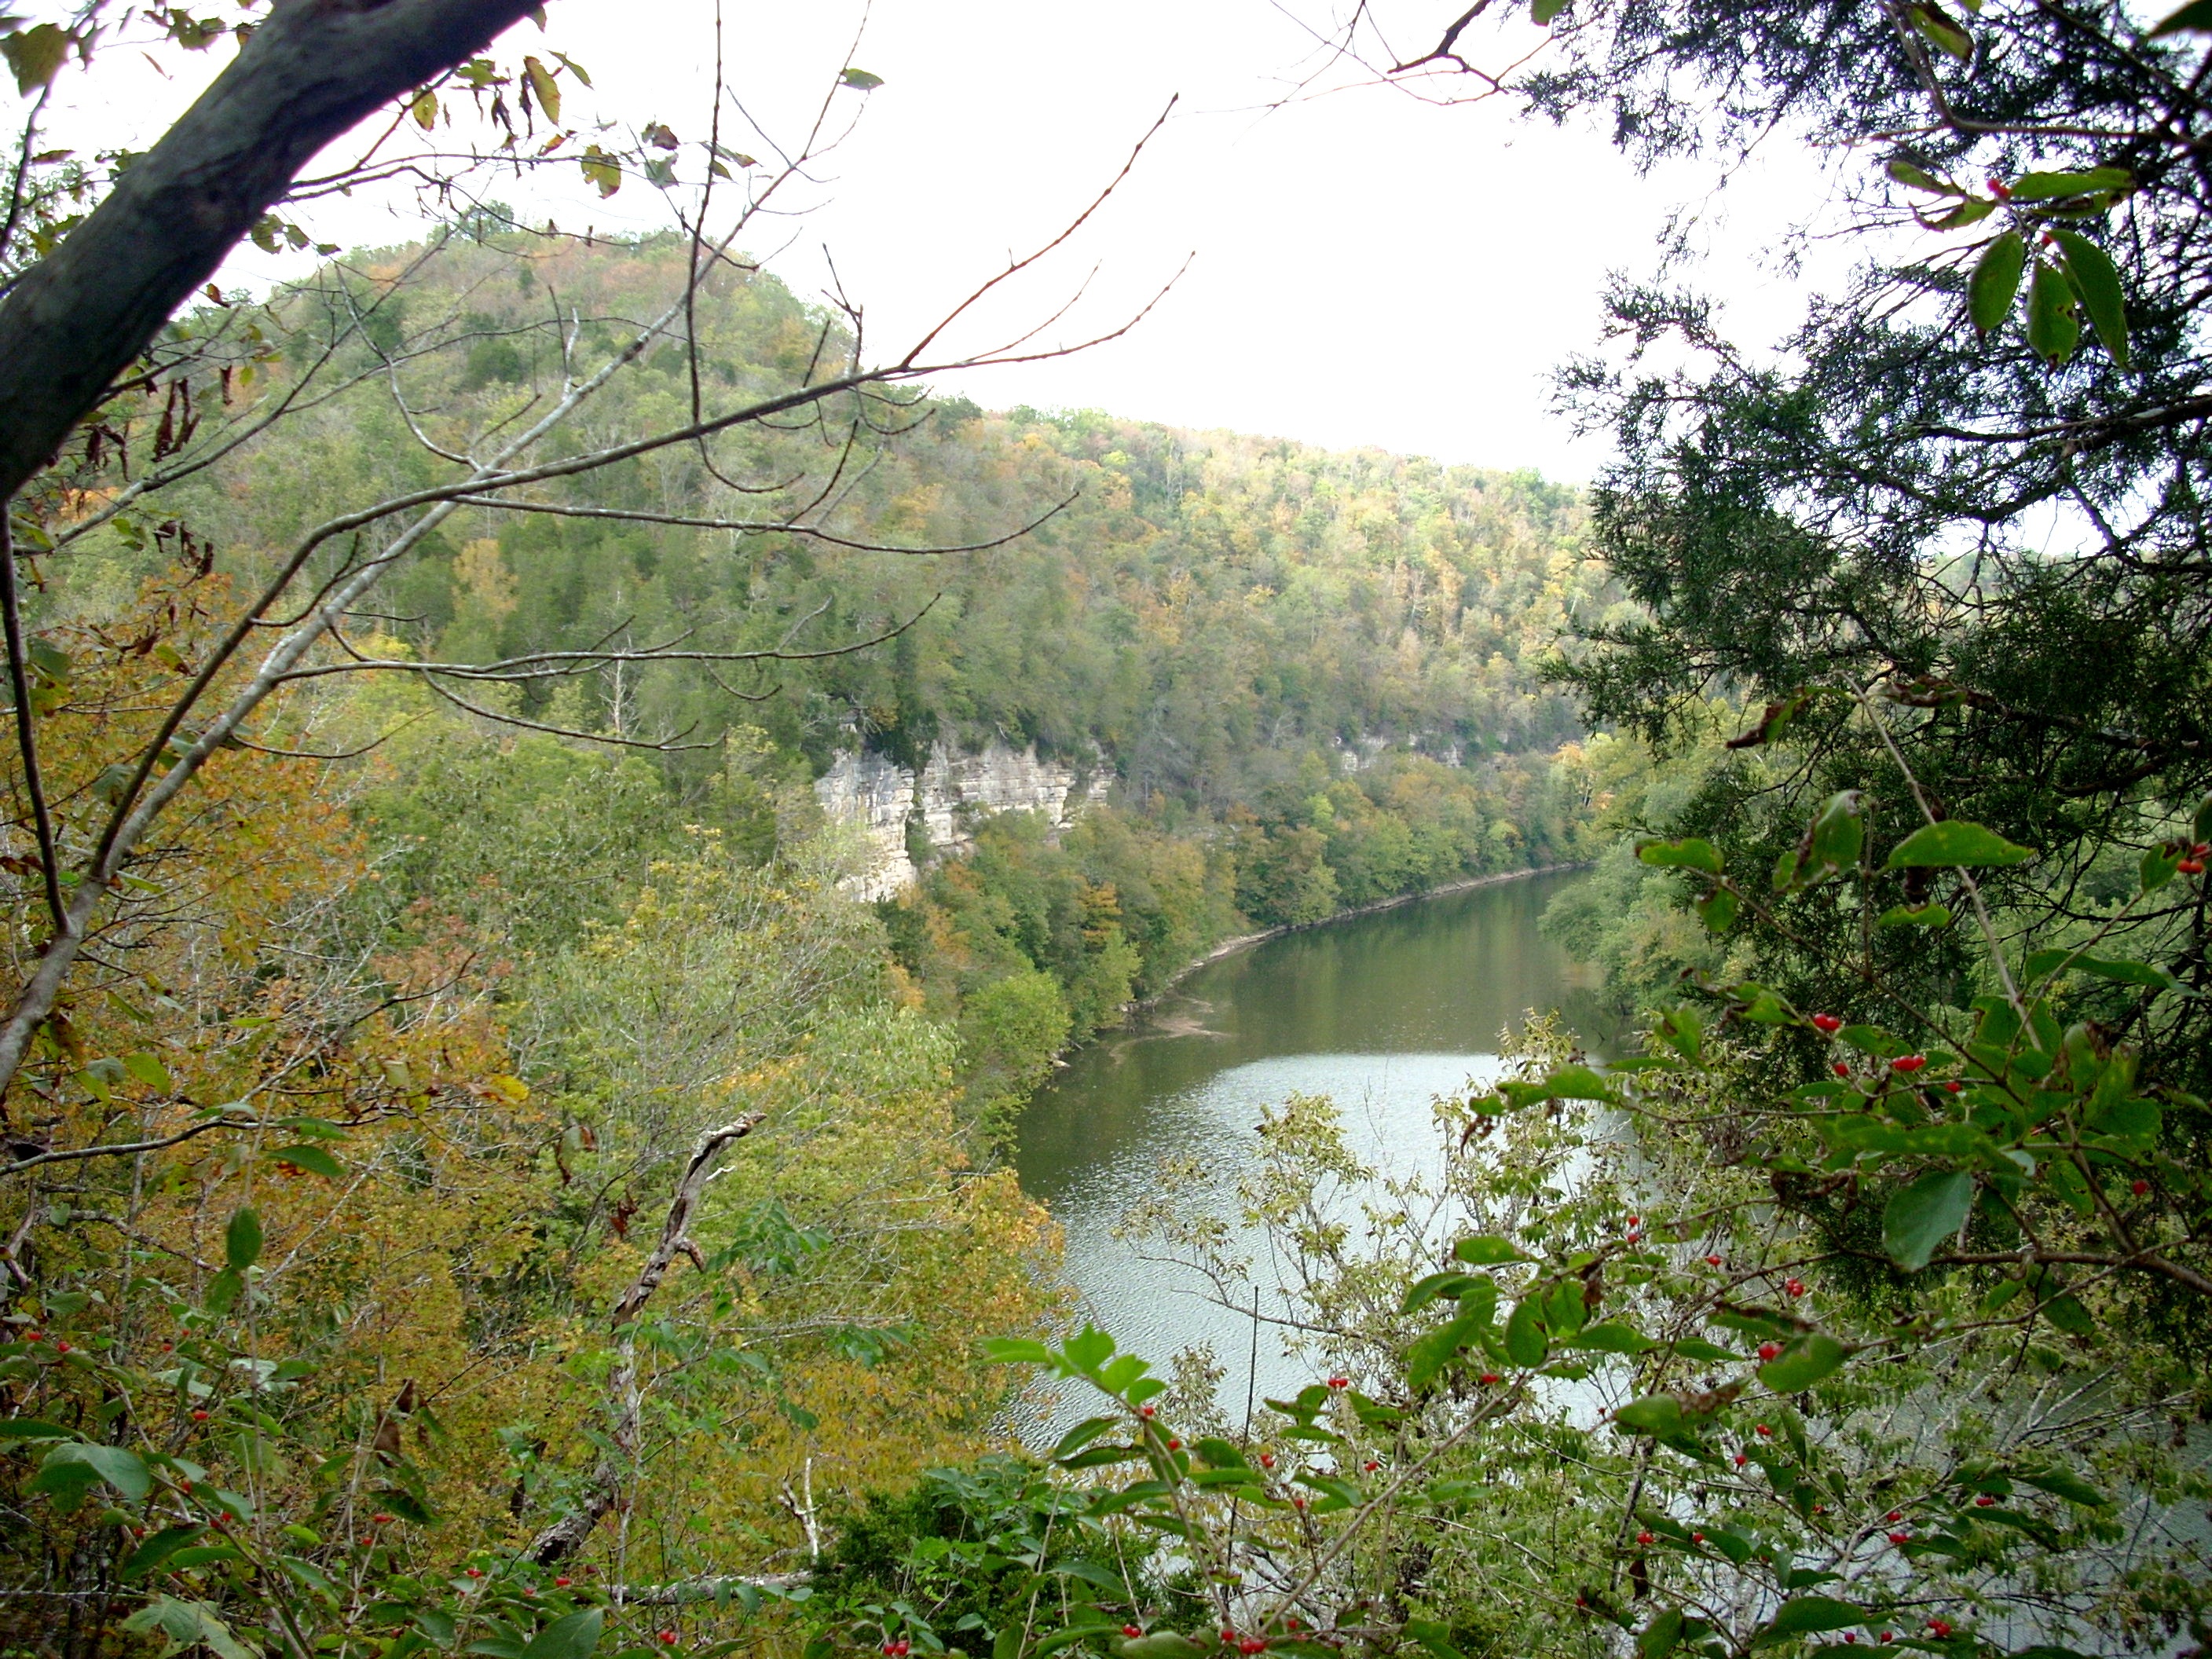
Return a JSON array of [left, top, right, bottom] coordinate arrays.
[[0, 0, 543, 499]]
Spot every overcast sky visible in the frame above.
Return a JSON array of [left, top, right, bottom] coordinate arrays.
[[52, 0, 1849, 483]]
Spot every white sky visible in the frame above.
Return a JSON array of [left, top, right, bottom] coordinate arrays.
[[42, 0, 1857, 483]]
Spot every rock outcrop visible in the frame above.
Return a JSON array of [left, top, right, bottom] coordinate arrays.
[[815, 742, 1108, 900]]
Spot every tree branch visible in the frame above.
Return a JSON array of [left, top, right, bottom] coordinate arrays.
[[0, 0, 544, 498]]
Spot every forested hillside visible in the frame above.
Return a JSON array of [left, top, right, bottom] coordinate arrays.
[[47, 230, 1605, 1117], [0, 213, 1606, 1646]]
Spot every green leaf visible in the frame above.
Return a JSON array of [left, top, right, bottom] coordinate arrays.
[[2141, 844, 2183, 892], [225, 1207, 262, 1272], [1401, 1271, 1485, 1314], [521, 1610, 603, 1659], [1884, 1170, 1975, 1270], [1754, 1599, 1871, 1646], [1052, 1416, 1119, 1462], [1636, 1608, 1684, 1659], [839, 68, 884, 90], [1116, 1638, 1207, 1659], [1877, 903, 1952, 928], [1672, 1339, 1743, 1363], [1530, 0, 1569, 21], [981, 1338, 1054, 1365], [1540, 1064, 1617, 1102], [0, 1418, 72, 1439], [1778, 791, 1864, 890], [2040, 1291, 2097, 1338], [2008, 167, 2131, 200], [1886, 821, 2036, 869], [1452, 1235, 1527, 1265], [522, 56, 560, 124], [1696, 886, 1739, 932], [122, 1525, 207, 1580], [1968, 233, 2025, 336], [123, 1051, 172, 1091], [269, 1144, 344, 1178], [123, 1598, 259, 1659], [2152, 0, 2212, 32], [1887, 159, 1953, 194], [1757, 1335, 1849, 1393], [1611, 1394, 1683, 1435], [203, 1268, 244, 1316], [2, 24, 70, 94], [37, 1441, 151, 1503], [1503, 1296, 1548, 1367], [1637, 837, 1722, 875], [2015, 1466, 2110, 1507], [1569, 1323, 1657, 1354], [2047, 229, 2128, 368], [2025, 259, 2081, 366]]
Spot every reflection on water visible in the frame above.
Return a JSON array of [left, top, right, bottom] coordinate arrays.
[[1013, 870, 1617, 1432]]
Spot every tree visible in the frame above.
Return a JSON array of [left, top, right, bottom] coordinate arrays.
[[0, 0, 547, 499]]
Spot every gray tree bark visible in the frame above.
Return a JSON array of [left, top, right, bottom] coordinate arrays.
[[0, 0, 544, 500]]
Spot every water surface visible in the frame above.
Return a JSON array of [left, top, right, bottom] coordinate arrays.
[[1014, 869, 1616, 1429]]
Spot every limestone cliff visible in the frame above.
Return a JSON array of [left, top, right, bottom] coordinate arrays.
[[815, 742, 1108, 900]]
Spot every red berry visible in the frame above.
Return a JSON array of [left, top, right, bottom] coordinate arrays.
[[1478, 1372, 1501, 1385], [1625, 1231, 1641, 1243], [1166, 1438, 1181, 1451], [2194, 842, 2210, 857], [1241, 1642, 1267, 1655], [1758, 1342, 1782, 1361], [1259, 1452, 1276, 1467], [1943, 1080, 1962, 1093], [465, 1568, 482, 1578], [1222, 1632, 1237, 1645], [1881, 1635, 1894, 1645], [1756, 1423, 1773, 1436], [1326, 1375, 1348, 1390], [1627, 1214, 1640, 1226], [1889, 1532, 1911, 1545], [1890, 1055, 1926, 1074], [1834, 1062, 1851, 1077], [1691, 1531, 1705, 1544], [1636, 1530, 1654, 1545], [1887, 1511, 1903, 1522], [1927, 1621, 1952, 1639], [372, 1512, 394, 1525], [53, 1341, 70, 1353], [1734, 1453, 1748, 1466], [555, 1577, 573, 1587], [22, 1331, 39, 1342], [1973, 1496, 1995, 1507], [1363, 1459, 1379, 1471], [160, 1341, 174, 1351], [1812, 1014, 1841, 1034], [1140, 1404, 1155, 1418], [2179, 858, 2204, 875], [191, 1408, 209, 1421], [1124, 1628, 1142, 1639], [1785, 1278, 1806, 1297], [2131, 1179, 2149, 1196], [1293, 1495, 1309, 1510], [1705, 1254, 1723, 1266], [1845, 1635, 1858, 1645], [661, 1634, 678, 1649]]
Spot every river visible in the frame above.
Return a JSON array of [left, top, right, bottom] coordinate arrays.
[[1013, 867, 1619, 1431]]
